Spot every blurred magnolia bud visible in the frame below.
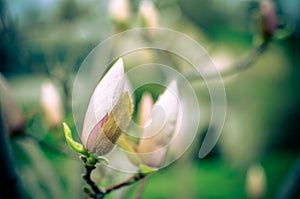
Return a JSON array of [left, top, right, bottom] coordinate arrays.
[[139, 0, 159, 27], [137, 81, 179, 168], [0, 74, 26, 135], [41, 81, 64, 128], [260, 0, 277, 41], [81, 58, 133, 156], [246, 164, 267, 199], [109, 0, 131, 26]]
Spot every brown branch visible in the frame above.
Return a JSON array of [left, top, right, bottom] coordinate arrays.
[[185, 41, 269, 82], [105, 172, 146, 195], [82, 164, 105, 199]]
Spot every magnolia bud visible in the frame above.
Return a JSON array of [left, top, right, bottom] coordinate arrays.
[[246, 164, 267, 199], [82, 58, 133, 156], [0, 74, 26, 135], [109, 0, 131, 26], [41, 81, 64, 128], [260, 0, 277, 41], [139, 0, 159, 27], [137, 81, 179, 167]]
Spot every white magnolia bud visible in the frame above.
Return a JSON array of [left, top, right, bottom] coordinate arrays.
[[109, 0, 131, 24], [137, 81, 179, 167], [41, 81, 64, 128], [139, 0, 159, 27], [246, 164, 267, 199]]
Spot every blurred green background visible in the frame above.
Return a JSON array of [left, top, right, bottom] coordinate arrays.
[[0, 0, 299, 198]]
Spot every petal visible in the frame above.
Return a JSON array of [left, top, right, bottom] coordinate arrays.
[[82, 58, 125, 146], [138, 93, 153, 127]]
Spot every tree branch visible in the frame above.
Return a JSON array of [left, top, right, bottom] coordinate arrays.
[[82, 164, 105, 199], [185, 42, 269, 82], [105, 172, 146, 195]]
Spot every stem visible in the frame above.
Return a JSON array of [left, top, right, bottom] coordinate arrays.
[[105, 173, 146, 195], [82, 164, 104, 199], [81, 156, 148, 199], [186, 42, 269, 82], [220, 42, 268, 77]]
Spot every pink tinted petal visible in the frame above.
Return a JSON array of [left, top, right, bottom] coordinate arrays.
[[139, 93, 153, 127], [86, 114, 108, 151], [81, 58, 125, 145]]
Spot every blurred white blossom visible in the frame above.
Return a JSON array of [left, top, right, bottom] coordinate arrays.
[[246, 164, 267, 199], [109, 0, 131, 24], [41, 81, 64, 128], [139, 0, 159, 27]]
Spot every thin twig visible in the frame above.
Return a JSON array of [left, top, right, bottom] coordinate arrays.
[[82, 164, 105, 199], [105, 173, 146, 195], [220, 41, 268, 77], [185, 42, 269, 82]]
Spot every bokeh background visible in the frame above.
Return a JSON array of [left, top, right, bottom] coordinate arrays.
[[0, 0, 299, 198]]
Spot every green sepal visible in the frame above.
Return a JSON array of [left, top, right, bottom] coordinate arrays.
[[97, 156, 109, 165], [139, 164, 157, 175], [83, 186, 92, 195], [86, 154, 99, 167], [63, 122, 89, 156]]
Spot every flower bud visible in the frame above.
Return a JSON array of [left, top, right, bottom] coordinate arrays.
[[109, 0, 131, 26], [41, 81, 64, 128], [246, 164, 267, 199], [0, 74, 26, 135], [139, 0, 159, 27], [260, 0, 277, 41], [82, 58, 133, 156], [137, 81, 179, 167]]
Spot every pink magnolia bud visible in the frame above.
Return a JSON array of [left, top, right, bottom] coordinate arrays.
[[260, 0, 277, 40], [81, 58, 133, 156]]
